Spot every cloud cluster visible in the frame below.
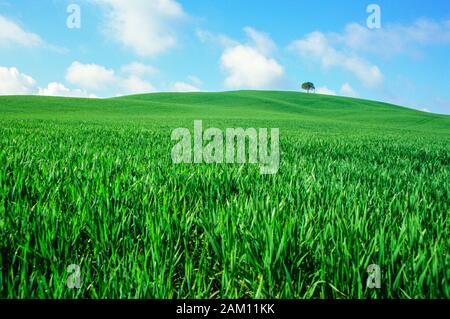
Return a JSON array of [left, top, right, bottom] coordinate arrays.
[[1, 61, 205, 97], [333, 19, 450, 57], [314, 83, 359, 98], [0, 60, 160, 98], [66, 62, 116, 90], [38, 82, 97, 98], [221, 46, 284, 89], [290, 32, 384, 88], [65, 61, 156, 94], [213, 27, 285, 90], [95, 0, 186, 57], [0, 66, 36, 95], [290, 18, 450, 92], [120, 75, 156, 94], [0, 66, 96, 98]]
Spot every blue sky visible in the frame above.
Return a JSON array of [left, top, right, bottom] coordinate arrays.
[[1, 0, 450, 114]]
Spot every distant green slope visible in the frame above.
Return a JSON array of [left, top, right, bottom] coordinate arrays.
[[0, 91, 449, 135], [1, 90, 449, 298]]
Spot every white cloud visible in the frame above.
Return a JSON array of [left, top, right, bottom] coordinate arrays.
[[221, 45, 284, 89], [334, 19, 450, 57], [340, 83, 358, 97], [0, 15, 43, 48], [121, 62, 158, 76], [120, 75, 156, 94], [169, 75, 203, 92], [66, 61, 116, 90], [313, 83, 358, 97], [65, 61, 156, 95], [315, 87, 336, 96], [170, 81, 201, 92], [289, 19, 450, 93], [0, 66, 36, 95], [421, 108, 431, 113], [290, 32, 383, 88], [38, 82, 97, 98], [2, 63, 155, 98], [95, 0, 186, 57], [219, 28, 285, 90], [197, 27, 285, 89], [243, 27, 276, 55], [0, 66, 97, 98]]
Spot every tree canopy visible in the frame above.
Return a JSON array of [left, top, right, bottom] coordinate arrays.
[[301, 82, 315, 93]]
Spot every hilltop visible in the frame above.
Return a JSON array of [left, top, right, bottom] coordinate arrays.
[[0, 91, 449, 135]]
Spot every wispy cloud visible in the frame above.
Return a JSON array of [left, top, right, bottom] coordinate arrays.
[[340, 83, 358, 98], [289, 31, 384, 89], [332, 19, 450, 58], [121, 62, 158, 76], [0, 15, 67, 53], [0, 15, 43, 48]]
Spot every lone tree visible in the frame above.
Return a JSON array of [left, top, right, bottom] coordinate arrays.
[[301, 82, 315, 93]]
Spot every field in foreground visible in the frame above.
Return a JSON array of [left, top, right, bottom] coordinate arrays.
[[0, 91, 449, 298]]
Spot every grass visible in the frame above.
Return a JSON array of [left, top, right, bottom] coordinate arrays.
[[0, 90, 449, 298]]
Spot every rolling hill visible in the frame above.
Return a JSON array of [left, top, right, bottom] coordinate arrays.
[[0, 91, 449, 132], [0, 91, 449, 299]]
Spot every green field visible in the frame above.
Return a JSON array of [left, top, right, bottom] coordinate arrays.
[[0, 91, 449, 298]]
